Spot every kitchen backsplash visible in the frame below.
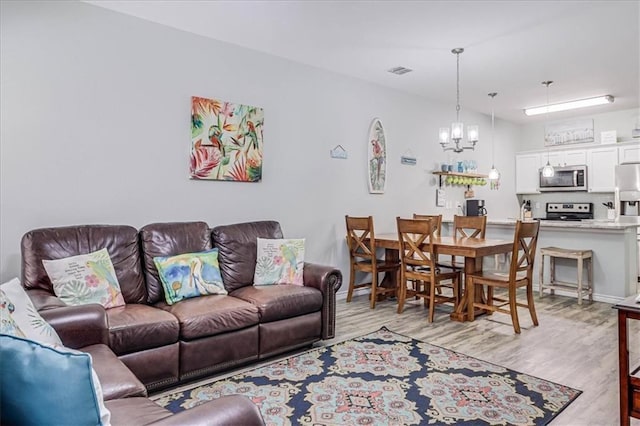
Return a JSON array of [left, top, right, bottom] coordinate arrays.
[[517, 192, 615, 220]]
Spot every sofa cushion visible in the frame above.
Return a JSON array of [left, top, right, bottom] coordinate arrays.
[[254, 238, 305, 286], [154, 248, 227, 305], [107, 304, 179, 355], [0, 334, 110, 426], [140, 222, 212, 305], [212, 221, 284, 292], [156, 295, 260, 340], [21, 225, 147, 304], [231, 285, 323, 323], [43, 248, 126, 309], [105, 397, 172, 426], [83, 343, 147, 400]]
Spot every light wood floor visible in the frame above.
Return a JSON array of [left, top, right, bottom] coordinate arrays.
[[331, 291, 630, 426]]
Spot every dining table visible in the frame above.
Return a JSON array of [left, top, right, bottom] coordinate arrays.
[[373, 233, 513, 322]]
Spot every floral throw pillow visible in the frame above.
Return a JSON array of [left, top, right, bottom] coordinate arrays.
[[42, 248, 125, 309], [153, 248, 227, 305], [0, 278, 61, 345], [0, 289, 26, 338], [254, 238, 305, 286]]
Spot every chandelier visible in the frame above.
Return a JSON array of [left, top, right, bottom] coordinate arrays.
[[439, 48, 478, 153]]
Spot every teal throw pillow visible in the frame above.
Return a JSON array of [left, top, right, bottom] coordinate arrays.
[[154, 248, 227, 305], [0, 334, 110, 426]]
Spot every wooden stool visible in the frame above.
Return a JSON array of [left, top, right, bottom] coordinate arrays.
[[539, 247, 593, 305]]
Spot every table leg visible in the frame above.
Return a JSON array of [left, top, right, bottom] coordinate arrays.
[[450, 256, 485, 322], [619, 310, 631, 426], [379, 248, 399, 299]]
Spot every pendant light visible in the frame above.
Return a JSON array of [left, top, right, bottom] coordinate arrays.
[[487, 92, 500, 181], [541, 81, 555, 178], [439, 48, 478, 153]]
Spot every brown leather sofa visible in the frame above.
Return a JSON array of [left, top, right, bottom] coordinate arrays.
[[41, 304, 264, 425], [21, 220, 342, 392]]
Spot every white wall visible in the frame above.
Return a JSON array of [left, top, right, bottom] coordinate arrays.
[[0, 1, 520, 290]]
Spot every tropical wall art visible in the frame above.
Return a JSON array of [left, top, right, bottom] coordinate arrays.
[[190, 96, 264, 182], [367, 117, 387, 194]]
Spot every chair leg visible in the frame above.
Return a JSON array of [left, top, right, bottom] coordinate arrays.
[[539, 253, 544, 298], [397, 271, 406, 314], [467, 277, 475, 322], [347, 266, 355, 302], [487, 286, 494, 315], [428, 280, 436, 323], [509, 285, 521, 334], [526, 279, 539, 326], [370, 271, 378, 309]]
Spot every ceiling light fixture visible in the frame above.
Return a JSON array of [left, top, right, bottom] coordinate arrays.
[[487, 92, 500, 182], [541, 81, 555, 178], [439, 48, 478, 153], [524, 95, 614, 116]]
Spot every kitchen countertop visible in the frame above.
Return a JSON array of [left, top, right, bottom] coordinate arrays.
[[442, 217, 640, 230]]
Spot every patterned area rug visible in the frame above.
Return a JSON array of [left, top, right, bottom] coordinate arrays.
[[153, 327, 581, 425]]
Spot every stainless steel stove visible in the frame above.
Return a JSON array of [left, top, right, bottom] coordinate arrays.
[[539, 202, 594, 221]]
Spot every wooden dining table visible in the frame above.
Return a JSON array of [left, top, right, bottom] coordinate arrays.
[[374, 233, 513, 322]]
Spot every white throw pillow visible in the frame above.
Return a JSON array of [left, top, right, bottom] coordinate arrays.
[[254, 238, 305, 286], [0, 288, 26, 338], [43, 248, 125, 309], [0, 278, 62, 345]]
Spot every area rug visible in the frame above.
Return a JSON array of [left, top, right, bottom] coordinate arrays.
[[153, 327, 581, 425]]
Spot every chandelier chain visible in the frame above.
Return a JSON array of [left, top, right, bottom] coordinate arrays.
[[455, 51, 461, 121]]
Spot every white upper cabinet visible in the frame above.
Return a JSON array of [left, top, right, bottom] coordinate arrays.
[[546, 149, 587, 167], [619, 144, 640, 164], [587, 146, 618, 192], [515, 153, 542, 194]]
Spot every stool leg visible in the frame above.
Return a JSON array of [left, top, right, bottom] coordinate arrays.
[[539, 254, 545, 298], [577, 257, 584, 306], [588, 257, 593, 302], [550, 256, 556, 295]]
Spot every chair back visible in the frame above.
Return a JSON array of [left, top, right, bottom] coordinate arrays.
[[396, 217, 436, 274], [453, 215, 487, 238], [345, 215, 377, 264], [508, 220, 540, 282], [412, 214, 442, 237]]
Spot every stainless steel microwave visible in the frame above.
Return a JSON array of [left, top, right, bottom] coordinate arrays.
[[539, 165, 588, 192]]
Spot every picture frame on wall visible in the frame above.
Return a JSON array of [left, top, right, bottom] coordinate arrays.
[[367, 118, 387, 194], [544, 118, 594, 146]]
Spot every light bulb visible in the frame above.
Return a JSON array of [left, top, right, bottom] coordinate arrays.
[[439, 128, 450, 144], [488, 166, 500, 180], [542, 162, 555, 177]]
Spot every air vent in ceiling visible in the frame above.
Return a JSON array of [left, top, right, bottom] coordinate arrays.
[[387, 66, 413, 75]]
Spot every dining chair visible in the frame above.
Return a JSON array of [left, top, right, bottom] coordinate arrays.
[[396, 217, 461, 322], [438, 215, 487, 271], [466, 220, 540, 334], [412, 214, 442, 237], [345, 215, 400, 309]]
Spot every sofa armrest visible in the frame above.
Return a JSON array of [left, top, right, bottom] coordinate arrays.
[[149, 395, 264, 426], [303, 262, 342, 339], [31, 292, 109, 349]]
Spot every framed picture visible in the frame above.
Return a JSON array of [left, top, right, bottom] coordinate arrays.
[[190, 96, 264, 182], [545, 118, 594, 146], [367, 118, 387, 194]]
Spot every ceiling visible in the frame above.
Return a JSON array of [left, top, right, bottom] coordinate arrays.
[[88, 0, 639, 124]]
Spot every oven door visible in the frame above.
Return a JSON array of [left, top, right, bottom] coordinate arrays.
[[539, 165, 587, 192]]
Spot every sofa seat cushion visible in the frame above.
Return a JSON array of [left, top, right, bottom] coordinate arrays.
[[105, 397, 171, 426], [107, 304, 179, 355], [231, 285, 323, 323], [156, 295, 259, 340], [82, 344, 147, 400]]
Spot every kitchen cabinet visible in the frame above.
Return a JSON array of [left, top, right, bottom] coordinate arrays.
[[515, 153, 541, 194], [619, 144, 640, 164], [587, 146, 618, 192], [546, 149, 587, 167]]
